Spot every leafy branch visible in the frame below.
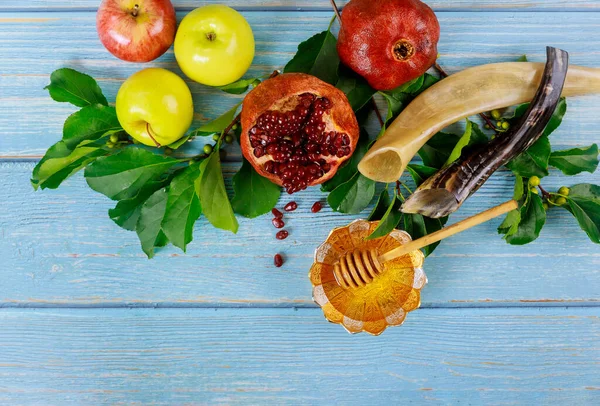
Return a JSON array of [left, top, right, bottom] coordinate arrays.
[[32, 20, 600, 259]]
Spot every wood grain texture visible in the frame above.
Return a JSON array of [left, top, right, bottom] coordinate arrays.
[[2, 161, 599, 306], [2, 11, 600, 157], [1, 0, 600, 11], [1, 1, 600, 403], [0, 307, 598, 405]]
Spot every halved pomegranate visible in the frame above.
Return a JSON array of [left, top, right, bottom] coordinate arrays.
[[240, 73, 359, 194]]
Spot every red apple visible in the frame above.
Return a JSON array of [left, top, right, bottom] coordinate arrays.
[[96, 0, 176, 63]]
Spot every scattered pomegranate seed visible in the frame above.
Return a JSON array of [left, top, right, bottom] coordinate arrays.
[[284, 201, 298, 212], [276, 230, 289, 240], [272, 218, 285, 229], [271, 208, 283, 218], [311, 201, 322, 213], [274, 253, 284, 267]]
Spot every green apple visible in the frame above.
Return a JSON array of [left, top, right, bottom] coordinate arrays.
[[174, 5, 255, 86], [116, 68, 194, 147]]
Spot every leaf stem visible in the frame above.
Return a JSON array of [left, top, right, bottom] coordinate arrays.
[[395, 181, 406, 202], [538, 184, 551, 199], [371, 98, 385, 127], [433, 62, 498, 130], [329, 0, 342, 20], [400, 181, 414, 195]]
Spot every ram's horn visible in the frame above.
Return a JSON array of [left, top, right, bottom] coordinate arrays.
[[358, 55, 600, 184], [401, 47, 569, 218]]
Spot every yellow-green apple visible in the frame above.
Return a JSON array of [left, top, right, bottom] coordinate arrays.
[[174, 5, 255, 86], [116, 68, 194, 147], [97, 0, 176, 62]]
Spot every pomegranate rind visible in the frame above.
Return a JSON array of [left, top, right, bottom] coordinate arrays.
[[337, 0, 440, 91], [241, 73, 359, 188]]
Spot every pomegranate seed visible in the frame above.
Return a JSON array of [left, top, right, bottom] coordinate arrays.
[[284, 201, 298, 212], [266, 144, 278, 155], [248, 93, 350, 194], [334, 134, 344, 148], [264, 161, 275, 173], [272, 218, 285, 228], [341, 134, 350, 146], [311, 201, 322, 213], [274, 254, 284, 267], [272, 208, 283, 218], [276, 230, 289, 240]]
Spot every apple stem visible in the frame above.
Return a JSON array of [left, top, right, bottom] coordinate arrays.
[[206, 32, 217, 41], [131, 4, 139, 17], [146, 123, 161, 147]]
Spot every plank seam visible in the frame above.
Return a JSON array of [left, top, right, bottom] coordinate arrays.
[[0, 302, 599, 309]]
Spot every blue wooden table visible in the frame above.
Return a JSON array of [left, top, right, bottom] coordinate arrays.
[[1, 0, 600, 404]]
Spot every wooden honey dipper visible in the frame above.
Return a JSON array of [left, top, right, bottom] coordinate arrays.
[[333, 200, 519, 289]]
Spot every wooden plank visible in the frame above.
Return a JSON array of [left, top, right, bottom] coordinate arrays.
[[1, 0, 600, 11], [1, 161, 599, 306], [0, 307, 598, 404], [1, 11, 600, 157]]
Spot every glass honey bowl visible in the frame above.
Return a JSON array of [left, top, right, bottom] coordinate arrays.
[[309, 219, 427, 335]]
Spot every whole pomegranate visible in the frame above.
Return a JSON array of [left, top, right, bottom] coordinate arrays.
[[337, 0, 440, 91], [241, 73, 359, 194]]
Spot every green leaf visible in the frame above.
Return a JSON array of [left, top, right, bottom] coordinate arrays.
[[513, 174, 525, 201], [469, 122, 489, 145], [406, 164, 438, 187], [108, 177, 172, 231], [445, 120, 473, 165], [231, 159, 281, 218], [63, 105, 121, 149], [421, 73, 440, 91], [499, 175, 526, 236], [45, 68, 108, 107], [136, 188, 170, 259], [388, 75, 425, 94], [218, 78, 261, 95], [167, 134, 192, 150], [321, 127, 370, 192], [284, 30, 340, 85], [549, 144, 599, 176], [418, 131, 460, 168], [162, 163, 203, 251], [505, 192, 546, 245], [563, 184, 600, 244], [510, 98, 567, 138], [418, 120, 489, 170], [367, 193, 404, 240], [379, 74, 437, 124], [380, 91, 412, 124], [31, 140, 108, 190], [194, 102, 241, 135], [368, 188, 392, 221], [498, 209, 521, 237], [327, 172, 376, 214], [506, 135, 551, 178], [198, 151, 239, 233], [31, 105, 122, 190], [85, 147, 178, 200], [336, 66, 376, 111], [402, 214, 444, 257], [173, 102, 243, 148]]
